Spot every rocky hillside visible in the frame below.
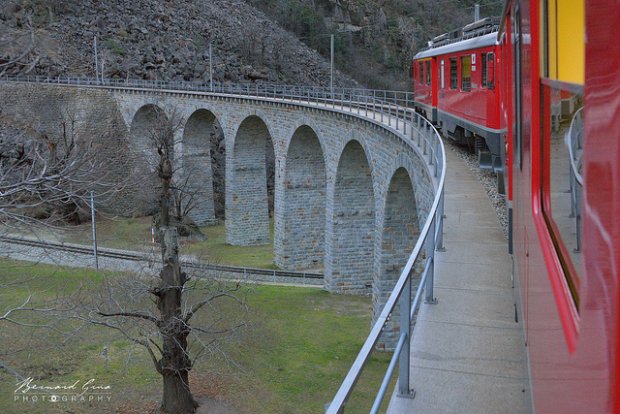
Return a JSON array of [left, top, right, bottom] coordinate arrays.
[[0, 0, 503, 91], [248, 0, 504, 90], [0, 0, 359, 87]]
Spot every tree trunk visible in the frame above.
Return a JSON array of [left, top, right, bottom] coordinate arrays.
[[157, 230, 198, 414], [155, 132, 198, 413], [162, 368, 198, 414]]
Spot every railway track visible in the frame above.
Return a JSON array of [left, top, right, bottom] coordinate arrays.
[[0, 235, 323, 282]]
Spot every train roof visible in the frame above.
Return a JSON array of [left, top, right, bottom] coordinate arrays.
[[414, 32, 498, 60]]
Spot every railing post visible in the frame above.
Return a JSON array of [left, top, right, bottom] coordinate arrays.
[[425, 218, 438, 304], [437, 191, 446, 252], [423, 124, 428, 155], [416, 115, 421, 146], [396, 107, 399, 130], [569, 167, 576, 218], [398, 276, 412, 396]]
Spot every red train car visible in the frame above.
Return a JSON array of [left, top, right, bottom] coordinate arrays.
[[500, 0, 620, 412], [412, 19, 505, 189]]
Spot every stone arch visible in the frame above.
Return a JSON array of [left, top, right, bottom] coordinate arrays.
[[275, 125, 327, 270], [127, 104, 170, 215], [226, 115, 275, 246], [326, 140, 376, 294], [181, 109, 224, 225], [129, 104, 170, 171], [374, 167, 420, 348]]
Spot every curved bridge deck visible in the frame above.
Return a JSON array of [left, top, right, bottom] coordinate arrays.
[[387, 148, 532, 414]]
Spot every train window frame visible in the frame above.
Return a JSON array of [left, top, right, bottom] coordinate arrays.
[[461, 55, 471, 92], [425, 60, 431, 86], [487, 52, 495, 88], [538, 0, 586, 309], [539, 83, 584, 308], [450, 58, 458, 89]]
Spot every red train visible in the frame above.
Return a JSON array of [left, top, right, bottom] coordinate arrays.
[[412, 18, 505, 191], [415, 0, 620, 412]]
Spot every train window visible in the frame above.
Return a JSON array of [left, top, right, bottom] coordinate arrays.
[[541, 84, 584, 304], [540, 0, 585, 304], [542, 0, 584, 84], [461, 55, 471, 92], [419, 62, 424, 84], [481, 53, 495, 88], [425, 61, 431, 85], [450, 58, 457, 89], [487, 53, 495, 88]]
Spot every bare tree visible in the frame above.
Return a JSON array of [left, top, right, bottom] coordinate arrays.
[[74, 107, 246, 414], [0, 95, 132, 390], [0, 93, 244, 412], [0, 104, 129, 229]]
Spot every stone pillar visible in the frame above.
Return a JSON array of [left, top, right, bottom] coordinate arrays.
[[226, 116, 271, 246], [275, 126, 326, 270], [180, 110, 219, 226], [325, 140, 375, 294], [373, 168, 420, 350]]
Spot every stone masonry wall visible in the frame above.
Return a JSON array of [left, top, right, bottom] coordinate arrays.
[[374, 167, 421, 349], [325, 140, 375, 294], [181, 109, 217, 225], [7, 84, 438, 349], [275, 125, 326, 270], [225, 115, 272, 245], [114, 90, 437, 344]]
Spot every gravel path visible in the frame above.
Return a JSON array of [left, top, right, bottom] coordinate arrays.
[[447, 142, 509, 238]]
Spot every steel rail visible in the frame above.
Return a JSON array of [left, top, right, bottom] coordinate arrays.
[[0, 235, 322, 280]]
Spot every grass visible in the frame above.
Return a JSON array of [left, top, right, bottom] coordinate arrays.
[[57, 215, 277, 269], [0, 259, 394, 413]]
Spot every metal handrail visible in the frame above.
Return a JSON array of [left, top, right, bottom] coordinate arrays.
[[325, 113, 445, 413], [0, 75, 414, 111], [0, 75, 445, 413]]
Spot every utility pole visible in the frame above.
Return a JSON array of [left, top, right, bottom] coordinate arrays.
[[100, 56, 105, 83], [90, 191, 99, 269], [330, 34, 334, 96], [474, 4, 480, 21], [94, 35, 99, 83], [209, 42, 213, 92]]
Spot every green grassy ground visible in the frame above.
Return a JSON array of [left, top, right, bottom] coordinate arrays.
[[59, 216, 277, 269], [0, 259, 394, 413]]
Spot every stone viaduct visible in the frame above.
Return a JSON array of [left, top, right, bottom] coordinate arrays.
[[1, 81, 439, 345]]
